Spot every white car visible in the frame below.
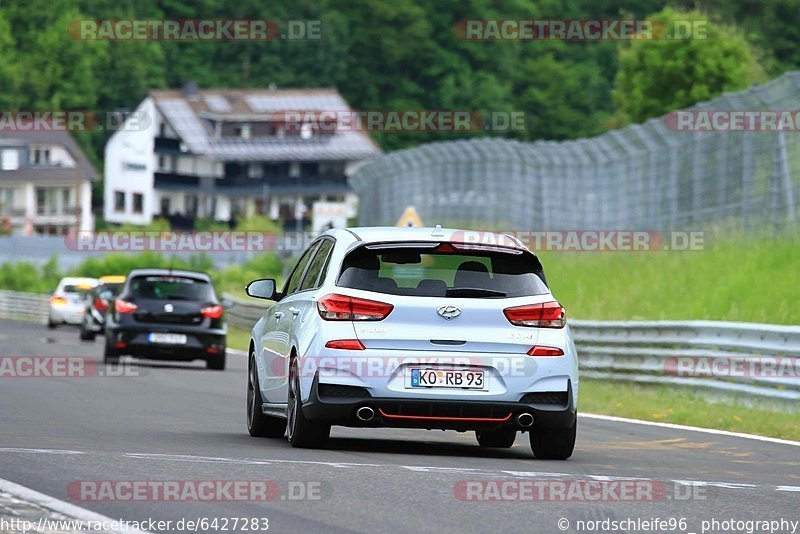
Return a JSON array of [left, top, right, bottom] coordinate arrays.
[[245, 227, 579, 459], [48, 277, 99, 328]]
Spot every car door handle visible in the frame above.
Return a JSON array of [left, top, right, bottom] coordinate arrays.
[[288, 307, 301, 317], [274, 311, 284, 320]]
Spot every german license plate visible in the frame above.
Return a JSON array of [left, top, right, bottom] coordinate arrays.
[[407, 368, 486, 389], [148, 333, 187, 345]]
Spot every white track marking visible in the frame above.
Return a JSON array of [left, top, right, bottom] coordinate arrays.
[[0, 477, 151, 534], [580, 413, 800, 447], [0, 447, 85, 455]]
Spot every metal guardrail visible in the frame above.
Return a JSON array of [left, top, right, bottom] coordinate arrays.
[[3, 289, 797, 404], [571, 319, 800, 402], [0, 289, 49, 323]]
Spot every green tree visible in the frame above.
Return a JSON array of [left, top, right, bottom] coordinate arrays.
[[0, 12, 23, 109], [612, 8, 766, 124]]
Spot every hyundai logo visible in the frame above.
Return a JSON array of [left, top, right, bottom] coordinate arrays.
[[437, 305, 461, 320]]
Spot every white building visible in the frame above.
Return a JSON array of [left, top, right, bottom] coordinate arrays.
[[0, 129, 97, 235], [104, 85, 381, 228]]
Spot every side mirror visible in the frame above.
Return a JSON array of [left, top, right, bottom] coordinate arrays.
[[245, 279, 278, 300], [220, 297, 235, 309]]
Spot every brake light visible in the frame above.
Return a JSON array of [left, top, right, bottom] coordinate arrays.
[[325, 339, 366, 350], [50, 296, 67, 306], [526, 345, 565, 357], [317, 294, 393, 321], [504, 301, 566, 328], [115, 299, 138, 314], [93, 297, 109, 311], [201, 305, 224, 319]]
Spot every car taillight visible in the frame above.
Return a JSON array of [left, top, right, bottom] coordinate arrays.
[[325, 339, 366, 350], [526, 345, 565, 357], [201, 305, 224, 319], [50, 296, 67, 306], [93, 297, 109, 311], [115, 299, 138, 314], [503, 301, 566, 328], [317, 294, 394, 321]]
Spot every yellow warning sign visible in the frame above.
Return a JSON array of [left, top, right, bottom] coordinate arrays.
[[395, 206, 423, 227]]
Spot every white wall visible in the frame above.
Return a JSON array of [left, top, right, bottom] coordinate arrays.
[[103, 97, 157, 225]]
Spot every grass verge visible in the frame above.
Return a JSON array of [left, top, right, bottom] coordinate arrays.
[[580, 379, 800, 441], [539, 231, 800, 324], [227, 325, 251, 353]]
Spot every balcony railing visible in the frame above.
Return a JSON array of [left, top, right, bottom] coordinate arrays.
[[154, 136, 183, 154], [154, 172, 200, 189]]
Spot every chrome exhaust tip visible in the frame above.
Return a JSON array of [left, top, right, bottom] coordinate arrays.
[[356, 406, 375, 422], [517, 412, 534, 428]]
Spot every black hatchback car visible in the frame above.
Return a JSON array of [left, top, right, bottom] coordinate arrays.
[[104, 269, 228, 370]]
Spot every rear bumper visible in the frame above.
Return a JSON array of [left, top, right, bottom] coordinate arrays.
[[106, 325, 226, 361], [302, 373, 576, 431]]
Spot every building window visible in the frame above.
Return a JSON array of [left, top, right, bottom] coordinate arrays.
[[289, 162, 300, 178], [35, 187, 73, 215], [1, 149, 19, 171], [0, 188, 15, 214], [160, 197, 171, 215], [114, 191, 125, 212], [30, 147, 51, 165], [132, 193, 144, 214], [248, 163, 262, 179], [235, 124, 252, 140]]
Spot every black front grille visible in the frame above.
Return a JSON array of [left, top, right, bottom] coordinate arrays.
[[520, 391, 569, 406], [318, 384, 371, 398]]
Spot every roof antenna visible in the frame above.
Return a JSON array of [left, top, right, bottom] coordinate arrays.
[[431, 224, 444, 236]]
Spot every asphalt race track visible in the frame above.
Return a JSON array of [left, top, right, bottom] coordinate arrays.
[[0, 319, 797, 533]]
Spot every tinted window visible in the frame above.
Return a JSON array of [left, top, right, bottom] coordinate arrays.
[[337, 244, 548, 298], [284, 243, 319, 296], [129, 276, 214, 301], [61, 285, 91, 296], [299, 239, 334, 291]]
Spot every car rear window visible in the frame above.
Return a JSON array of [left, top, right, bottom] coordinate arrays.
[[337, 243, 549, 298], [61, 285, 91, 295], [129, 276, 214, 301]]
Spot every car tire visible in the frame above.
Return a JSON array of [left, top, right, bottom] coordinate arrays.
[[207, 350, 226, 371], [247, 352, 285, 438], [47, 317, 57, 329], [79, 320, 95, 341], [475, 428, 517, 448], [103, 336, 120, 364], [530, 419, 576, 460], [287, 357, 330, 449]]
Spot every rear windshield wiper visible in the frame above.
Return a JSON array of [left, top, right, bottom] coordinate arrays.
[[445, 287, 507, 298]]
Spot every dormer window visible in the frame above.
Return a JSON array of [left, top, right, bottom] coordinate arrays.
[[1, 149, 19, 170], [31, 146, 51, 165]]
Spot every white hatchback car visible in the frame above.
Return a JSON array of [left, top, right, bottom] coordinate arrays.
[[245, 227, 578, 459], [48, 277, 99, 328]]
